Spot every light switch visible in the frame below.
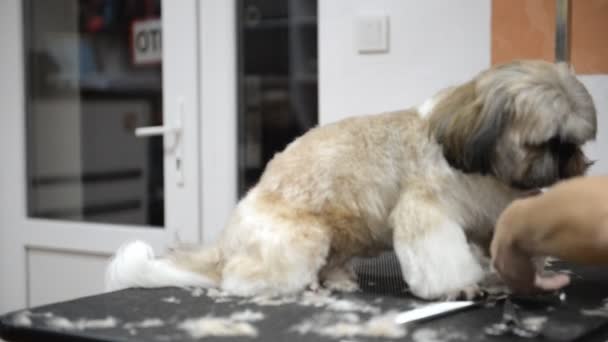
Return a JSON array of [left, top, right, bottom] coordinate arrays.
[[356, 14, 389, 54]]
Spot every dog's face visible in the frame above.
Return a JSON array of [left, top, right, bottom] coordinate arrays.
[[428, 60, 597, 190]]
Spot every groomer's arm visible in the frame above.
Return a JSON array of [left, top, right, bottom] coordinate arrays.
[[491, 176, 608, 293]]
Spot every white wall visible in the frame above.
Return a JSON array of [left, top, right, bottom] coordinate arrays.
[[318, 0, 607, 175], [0, 0, 24, 314], [581, 76, 608, 175], [319, 0, 491, 122]]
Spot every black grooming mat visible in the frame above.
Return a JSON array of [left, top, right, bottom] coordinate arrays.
[[353, 252, 409, 296], [2, 262, 608, 342]]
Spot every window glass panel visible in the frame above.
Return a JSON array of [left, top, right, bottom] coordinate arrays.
[[237, 0, 318, 195], [24, 0, 164, 226]]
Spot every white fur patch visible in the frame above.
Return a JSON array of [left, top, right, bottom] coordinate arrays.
[[229, 310, 265, 322], [178, 316, 259, 338], [161, 296, 181, 304], [11, 310, 32, 327], [298, 290, 380, 313], [105, 240, 215, 291], [291, 311, 406, 339], [123, 318, 165, 330], [189, 287, 205, 297], [395, 221, 484, 299], [412, 327, 468, 342], [416, 95, 440, 118], [46, 316, 118, 330], [237, 289, 381, 314]]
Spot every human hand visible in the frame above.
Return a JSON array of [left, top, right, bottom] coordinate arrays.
[[491, 176, 608, 294]]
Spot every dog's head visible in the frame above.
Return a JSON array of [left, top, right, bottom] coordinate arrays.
[[427, 60, 597, 190]]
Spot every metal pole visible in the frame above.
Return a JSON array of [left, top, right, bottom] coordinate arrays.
[[555, 0, 570, 63]]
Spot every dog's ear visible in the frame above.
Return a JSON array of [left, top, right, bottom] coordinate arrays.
[[428, 81, 511, 174], [465, 90, 511, 172]]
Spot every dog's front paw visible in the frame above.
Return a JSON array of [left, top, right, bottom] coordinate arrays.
[[407, 273, 484, 301], [394, 219, 487, 301], [441, 284, 482, 301]]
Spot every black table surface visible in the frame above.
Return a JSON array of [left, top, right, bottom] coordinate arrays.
[[2, 255, 608, 342]]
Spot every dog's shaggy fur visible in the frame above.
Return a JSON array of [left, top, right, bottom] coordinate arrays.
[[106, 60, 596, 300]]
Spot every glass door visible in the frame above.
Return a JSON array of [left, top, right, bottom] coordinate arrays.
[[236, 0, 319, 195], [25, 0, 166, 227], [0, 0, 202, 313]]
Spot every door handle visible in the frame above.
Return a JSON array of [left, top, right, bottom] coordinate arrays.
[[134, 98, 185, 187], [134, 111, 182, 137], [134, 124, 180, 137]]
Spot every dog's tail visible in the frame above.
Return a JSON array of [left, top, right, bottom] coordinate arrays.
[[105, 240, 221, 292]]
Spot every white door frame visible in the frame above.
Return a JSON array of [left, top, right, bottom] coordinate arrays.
[[199, 0, 238, 244], [0, 0, 238, 314]]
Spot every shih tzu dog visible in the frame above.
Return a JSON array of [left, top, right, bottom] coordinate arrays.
[[106, 60, 597, 300]]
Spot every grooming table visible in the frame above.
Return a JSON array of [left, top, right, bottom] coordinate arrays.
[[2, 253, 608, 342]]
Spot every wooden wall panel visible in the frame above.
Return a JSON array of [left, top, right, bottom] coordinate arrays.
[[492, 0, 555, 65], [571, 0, 608, 74], [492, 0, 608, 74]]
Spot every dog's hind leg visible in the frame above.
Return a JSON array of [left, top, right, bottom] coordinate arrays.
[[319, 259, 359, 292], [220, 210, 332, 297], [390, 190, 485, 300]]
